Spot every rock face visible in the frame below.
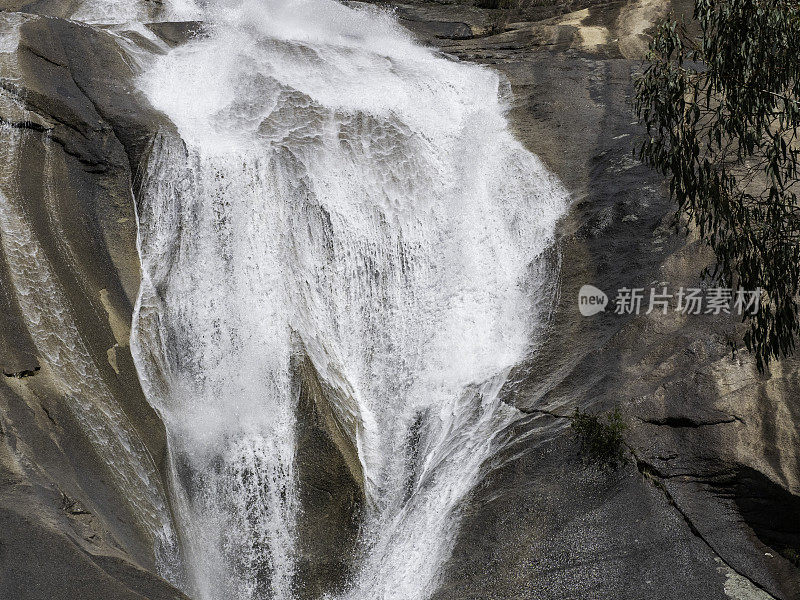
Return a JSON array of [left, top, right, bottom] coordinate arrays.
[[0, 1, 798, 600], [292, 350, 364, 599], [0, 12, 187, 600]]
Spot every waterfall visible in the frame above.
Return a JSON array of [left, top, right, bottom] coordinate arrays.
[[130, 1, 568, 599]]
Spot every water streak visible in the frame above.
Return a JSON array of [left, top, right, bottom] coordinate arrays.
[[0, 93, 178, 574]]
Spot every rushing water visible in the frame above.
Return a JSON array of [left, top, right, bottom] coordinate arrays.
[[125, 1, 569, 598]]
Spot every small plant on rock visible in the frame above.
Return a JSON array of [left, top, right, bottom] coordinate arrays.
[[782, 547, 800, 568], [571, 406, 629, 469], [487, 10, 510, 35]]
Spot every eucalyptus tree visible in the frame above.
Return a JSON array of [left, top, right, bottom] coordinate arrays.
[[635, 0, 800, 369]]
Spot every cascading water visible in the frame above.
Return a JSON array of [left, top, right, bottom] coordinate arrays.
[[130, 1, 568, 599]]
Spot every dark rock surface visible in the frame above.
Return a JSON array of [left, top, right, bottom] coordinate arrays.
[[433, 424, 734, 600], [292, 349, 365, 600]]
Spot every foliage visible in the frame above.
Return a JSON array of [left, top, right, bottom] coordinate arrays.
[[783, 547, 800, 568], [571, 407, 628, 468], [634, 0, 800, 370]]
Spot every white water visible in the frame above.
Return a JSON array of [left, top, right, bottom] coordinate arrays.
[[129, 1, 568, 599]]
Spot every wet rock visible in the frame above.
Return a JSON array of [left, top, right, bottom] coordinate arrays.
[[144, 20, 205, 47], [292, 349, 365, 599], [0, 12, 184, 600]]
